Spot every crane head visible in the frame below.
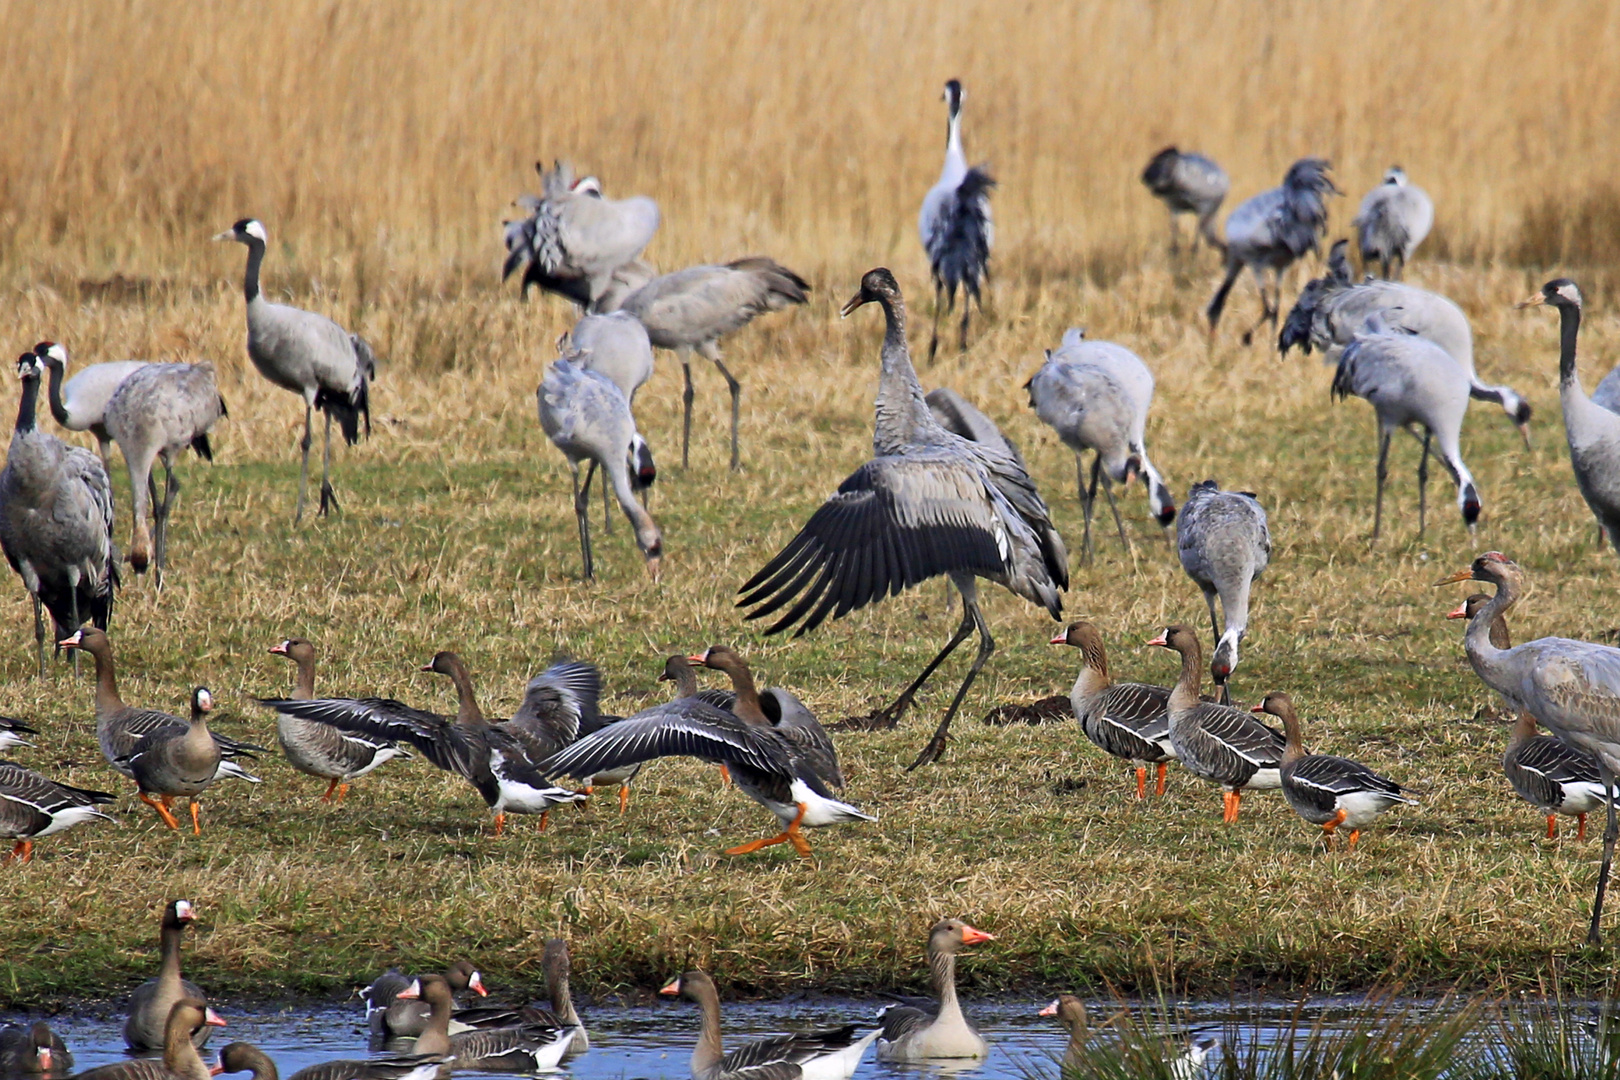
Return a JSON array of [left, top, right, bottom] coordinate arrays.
[[13, 352, 42, 381], [1518, 279, 1582, 311], [212, 219, 267, 245], [841, 268, 900, 318]]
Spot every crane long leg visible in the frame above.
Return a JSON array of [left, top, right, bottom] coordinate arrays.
[[958, 302, 971, 355], [602, 466, 613, 533], [927, 282, 945, 367], [155, 463, 179, 589], [318, 409, 338, 516], [1167, 209, 1179, 256], [859, 590, 978, 730], [32, 594, 44, 680], [295, 402, 313, 524], [1416, 429, 1432, 538], [712, 357, 742, 472], [1373, 428, 1392, 542], [906, 592, 994, 771], [1101, 470, 1131, 553], [69, 585, 79, 676], [1079, 454, 1098, 565], [1590, 765, 1618, 945], [679, 350, 695, 470], [572, 462, 595, 581], [1203, 589, 1221, 647]]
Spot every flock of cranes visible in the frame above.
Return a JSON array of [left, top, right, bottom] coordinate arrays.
[[7, 78, 1620, 967]]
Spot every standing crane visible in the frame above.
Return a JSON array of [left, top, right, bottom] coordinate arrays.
[[1140, 147, 1229, 256], [1353, 167, 1434, 280], [1177, 480, 1269, 704], [738, 269, 1067, 770], [32, 342, 145, 472], [502, 163, 660, 309], [214, 219, 375, 522], [0, 352, 117, 676], [919, 80, 995, 364]]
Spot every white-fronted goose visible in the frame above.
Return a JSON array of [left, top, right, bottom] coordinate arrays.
[[258, 653, 586, 835], [62, 628, 262, 785], [0, 1021, 71, 1074], [119, 688, 225, 834], [1448, 594, 1613, 840], [502, 658, 634, 813], [875, 918, 994, 1061], [266, 638, 409, 804], [1149, 625, 1284, 823], [82, 1000, 224, 1080], [125, 901, 210, 1051], [399, 975, 575, 1070], [689, 645, 843, 787], [1038, 996, 1216, 1078], [0, 716, 38, 750], [1051, 622, 1176, 798], [0, 759, 116, 862], [363, 960, 486, 1039], [211, 1042, 448, 1080], [539, 674, 875, 859], [1256, 692, 1417, 849], [660, 969, 874, 1080]]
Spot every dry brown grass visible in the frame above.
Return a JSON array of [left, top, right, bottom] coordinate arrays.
[[4, 0, 1620, 1008]]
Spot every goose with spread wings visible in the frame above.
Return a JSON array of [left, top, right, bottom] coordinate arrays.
[[257, 658, 589, 834], [539, 688, 873, 859]]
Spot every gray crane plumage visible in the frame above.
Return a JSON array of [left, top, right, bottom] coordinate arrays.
[[1025, 328, 1176, 562], [538, 355, 661, 581], [561, 311, 659, 532], [1281, 240, 1532, 443], [1206, 158, 1339, 345], [103, 362, 226, 587], [606, 257, 809, 471], [1353, 167, 1434, 280], [0, 352, 118, 677], [919, 79, 994, 364], [1520, 279, 1620, 558], [503, 163, 660, 309], [215, 219, 374, 522], [1176, 480, 1269, 703], [1140, 147, 1229, 255], [738, 269, 1067, 770], [924, 387, 1026, 469], [34, 342, 146, 472], [1331, 312, 1481, 540]]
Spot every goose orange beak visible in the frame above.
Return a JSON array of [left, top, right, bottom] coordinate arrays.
[[58, 630, 83, 650], [469, 971, 487, 996], [1445, 601, 1470, 619], [959, 924, 995, 945], [1145, 633, 1168, 648], [1038, 999, 1059, 1017], [269, 642, 289, 656], [659, 976, 682, 996], [1434, 568, 1475, 586], [204, 1009, 227, 1027], [686, 651, 710, 666], [395, 979, 421, 1001], [1049, 631, 1067, 645]]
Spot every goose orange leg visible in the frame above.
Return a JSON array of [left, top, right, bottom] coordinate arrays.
[[1321, 807, 1348, 849], [618, 784, 630, 813], [538, 811, 550, 832], [1155, 763, 1168, 797], [726, 803, 811, 859], [141, 793, 181, 830], [1134, 767, 1147, 800], [189, 800, 202, 836], [1347, 829, 1362, 850], [321, 778, 341, 803], [1548, 814, 1559, 839], [493, 812, 506, 837], [1579, 814, 1589, 841], [717, 765, 732, 786], [4, 839, 31, 863]]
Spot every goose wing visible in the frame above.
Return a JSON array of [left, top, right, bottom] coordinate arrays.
[[1288, 753, 1408, 801], [738, 453, 1015, 637], [503, 659, 600, 759], [1514, 732, 1604, 790], [538, 698, 792, 782], [721, 1025, 865, 1078], [1189, 703, 1284, 766], [256, 697, 473, 779], [0, 760, 115, 835]]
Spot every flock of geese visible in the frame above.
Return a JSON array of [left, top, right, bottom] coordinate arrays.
[[6, 74, 1620, 1075], [4, 907, 1222, 1080]]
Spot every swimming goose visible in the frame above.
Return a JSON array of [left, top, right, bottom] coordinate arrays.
[[210, 1042, 448, 1080], [398, 975, 575, 1070], [1255, 692, 1417, 849], [0, 1021, 71, 1074], [1038, 995, 1092, 1071], [539, 673, 874, 859], [363, 961, 486, 1040], [1447, 594, 1614, 840], [0, 759, 116, 862], [1038, 996, 1216, 1079], [875, 918, 994, 1061], [689, 645, 843, 787], [257, 655, 586, 834], [267, 638, 409, 804], [535, 938, 589, 1055], [61, 628, 263, 785], [125, 901, 210, 1051], [0, 716, 37, 750], [1051, 621, 1176, 799], [84, 1001, 225, 1080], [661, 969, 875, 1080], [117, 688, 225, 834], [1148, 625, 1284, 823]]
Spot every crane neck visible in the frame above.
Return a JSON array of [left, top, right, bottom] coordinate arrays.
[[1559, 301, 1583, 390], [1464, 580, 1519, 694], [43, 362, 70, 427], [941, 111, 967, 184], [872, 293, 935, 455], [241, 240, 265, 305], [13, 375, 40, 435]]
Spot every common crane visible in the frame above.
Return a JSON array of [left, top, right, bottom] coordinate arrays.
[[1353, 167, 1433, 279], [1177, 480, 1270, 704], [1140, 147, 1229, 255], [502, 162, 660, 309], [0, 352, 117, 676], [1025, 328, 1176, 561], [738, 269, 1067, 770], [919, 80, 994, 364], [103, 361, 227, 587], [32, 342, 145, 472], [215, 219, 375, 522], [1207, 158, 1339, 345]]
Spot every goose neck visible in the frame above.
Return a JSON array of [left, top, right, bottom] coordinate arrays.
[[929, 947, 965, 1022], [1165, 642, 1203, 716], [444, 659, 484, 725], [291, 655, 316, 700], [690, 980, 723, 1077], [1278, 708, 1306, 764], [90, 642, 123, 716]]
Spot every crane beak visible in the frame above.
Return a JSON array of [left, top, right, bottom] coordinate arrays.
[[839, 292, 869, 318], [1434, 568, 1475, 586], [1515, 292, 1547, 309], [1516, 422, 1533, 450], [645, 555, 662, 582], [210, 230, 235, 243]]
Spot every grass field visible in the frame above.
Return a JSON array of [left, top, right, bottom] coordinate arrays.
[[4, 0, 1620, 1009]]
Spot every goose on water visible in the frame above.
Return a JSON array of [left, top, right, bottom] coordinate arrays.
[[875, 919, 994, 1061], [1149, 625, 1284, 823], [124, 901, 209, 1052], [1448, 593, 1616, 840], [396, 975, 576, 1070], [78, 1000, 224, 1080], [1052, 621, 1175, 799], [362, 961, 486, 1040], [1255, 692, 1417, 849], [0, 1021, 71, 1074], [660, 969, 875, 1080], [210, 1042, 448, 1080], [1038, 995, 1217, 1078], [738, 269, 1067, 770], [267, 638, 409, 804], [0, 759, 115, 863]]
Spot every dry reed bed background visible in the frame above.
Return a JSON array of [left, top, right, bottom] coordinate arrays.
[[3, 0, 1620, 1006]]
